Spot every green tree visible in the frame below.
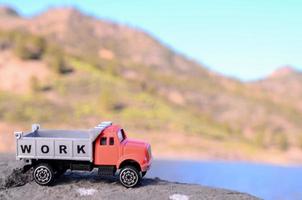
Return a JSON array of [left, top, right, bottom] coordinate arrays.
[[98, 89, 125, 112], [14, 34, 45, 60], [272, 132, 289, 151], [44, 46, 71, 74]]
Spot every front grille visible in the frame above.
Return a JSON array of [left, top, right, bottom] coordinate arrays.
[[98, 166, 116, 176]]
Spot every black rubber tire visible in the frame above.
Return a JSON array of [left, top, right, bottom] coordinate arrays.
[[142, 171, 147, 177], [33, 163, 55, 186], [119, 165, 141, 188]]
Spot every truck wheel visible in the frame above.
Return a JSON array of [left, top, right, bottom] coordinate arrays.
[[33, 163, 55, 186], [119, 166, 141, 188]]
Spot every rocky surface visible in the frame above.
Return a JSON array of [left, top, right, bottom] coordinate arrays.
[[0, 154, 260, 200]]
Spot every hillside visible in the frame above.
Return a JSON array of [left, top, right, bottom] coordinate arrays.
[[0, 6, 301, 164], [252, 66, 302, 112]]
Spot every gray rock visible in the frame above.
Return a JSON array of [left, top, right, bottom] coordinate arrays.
[[0, 154, 260, 200]]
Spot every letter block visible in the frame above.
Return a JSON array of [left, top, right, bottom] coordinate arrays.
[[17, 139, 35, 157], [55, 140, 72, 158], [37, 140, 54, 157]]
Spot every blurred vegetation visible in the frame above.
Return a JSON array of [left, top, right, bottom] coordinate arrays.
[[0, 30, 45, 59], [254, 132, 267, 148], [14, 34, 45, 60], [0, 28, 300, 153], [0, 93, 57, 123], [0, 30, 72, 74], [271, 132, 289, 151], [29, 76, 41, 93], [299, 135, 302, 150], [44, 45, 72, 74]]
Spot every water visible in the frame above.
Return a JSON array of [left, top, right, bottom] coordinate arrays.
[[146, 160, 302, 200]]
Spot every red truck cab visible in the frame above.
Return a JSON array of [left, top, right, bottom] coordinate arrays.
[[94, 124, 152, 187], [94, 125, 152, 173]]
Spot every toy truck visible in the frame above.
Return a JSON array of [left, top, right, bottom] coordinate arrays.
[[15, 122, 152, 188]]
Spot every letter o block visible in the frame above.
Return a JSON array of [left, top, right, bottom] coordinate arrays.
[[37, 140, 54, 157]]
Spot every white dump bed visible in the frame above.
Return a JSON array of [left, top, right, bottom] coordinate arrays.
[[15, 122, 112, 162]]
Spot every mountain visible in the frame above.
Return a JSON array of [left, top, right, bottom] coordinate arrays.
[[253, 66, 302, 112], [0, 6, 301, 164], [0, 6, 18, 17], [269, 66, 298, 79]]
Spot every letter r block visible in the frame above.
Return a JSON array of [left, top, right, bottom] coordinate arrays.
[[55, 140, 72, 158]]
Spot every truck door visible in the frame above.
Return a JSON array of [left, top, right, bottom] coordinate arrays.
[[94, 133, 119, 166]]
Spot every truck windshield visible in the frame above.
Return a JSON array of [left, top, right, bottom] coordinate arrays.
[[117, 129, 125, 142]]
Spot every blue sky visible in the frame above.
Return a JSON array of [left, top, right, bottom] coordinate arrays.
[[0, 0, 301, 80]]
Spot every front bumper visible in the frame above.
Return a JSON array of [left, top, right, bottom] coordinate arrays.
[[141, 158, 152, 172]]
